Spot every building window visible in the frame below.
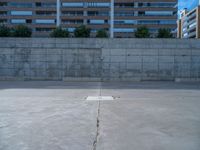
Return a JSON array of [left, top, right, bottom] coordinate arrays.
[[35, 2, 56, 7], [26, 19, 32, 24], [35, 19, 55, 24], [115, 20, 137, 25], [9, 2, 32, 8], [138, 20, 176, 25], [11, 19, 26, 24], [0, 19, 7, 23], [145, 11, 173, 16], [114, 28, 136, 33], [62, 11, 83, 16], [87, 11, 109, 16], [138, 2, 176, 8], [36, 28, 54, 32], [11, 11, 32, 16], [115, 3, 134, 8], [87, 2, 110, 7], [115, 11, 134, 16], [0, 11, 7, 15], [89, 20, 105, 24], [0, 2, 7, 6], [62, 19, 83, 24], [36, 11, 56, 16], [62, 2, 84, 7]]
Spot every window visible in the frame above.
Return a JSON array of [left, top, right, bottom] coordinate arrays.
[[62, 19, 83, 24], [87, 2, 110, 7], [0, 19, 7, 23], [115, 11, 134, 16], [36, 11, 56, 16], [0, 2, 7, 6], [189, 22, 197, 28], [36, 2, 41, 7], [138, 20, 176, 25], [0, 11, 7, 15], [36, 28, 54, 32], [114, 28, 136, 32], [9, 2, 32, 8], [36, 2, 56, 7], [35, 19, 55, 24], [115, 3, 134, 8], [68, 28, 75, 32], [11, 11, 32, 16], [11, 19, 26, 24], [62, 2, 84, 7], [87, 11, 109, 16], [89, 20, 105, 24], [115, 20, 137, 25], [138, 2, 176, 8], [26, 19, 32, 24], [62, 11, 83, 16], [145, 11, 173, 16]]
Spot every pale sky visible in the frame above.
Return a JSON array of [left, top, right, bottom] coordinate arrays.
[[178, 0, 199, 11]]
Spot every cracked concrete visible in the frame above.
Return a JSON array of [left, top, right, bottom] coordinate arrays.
[[93, 101, 101, 150], [0, 81, 200, 150]]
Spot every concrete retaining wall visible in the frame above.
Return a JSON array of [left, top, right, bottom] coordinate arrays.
[[0, 38, 200, 81]]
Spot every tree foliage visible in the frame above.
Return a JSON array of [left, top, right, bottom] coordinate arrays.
[[0, 24, 11, 37], [12, 25, 32, 37], [157, 28, 173, 38], [96, 29, 108, 38], [74, 25, 90, 37], [50, 27, 69, 38], [135, 26, 150, 38]]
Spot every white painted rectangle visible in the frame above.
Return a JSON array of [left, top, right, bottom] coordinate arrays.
[[86, 96, 114, 101]]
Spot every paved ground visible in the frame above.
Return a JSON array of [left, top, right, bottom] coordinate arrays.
[[0, 81, 200, 150]]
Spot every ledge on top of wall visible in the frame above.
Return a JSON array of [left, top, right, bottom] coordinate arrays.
[[0, 38, 199, 49]]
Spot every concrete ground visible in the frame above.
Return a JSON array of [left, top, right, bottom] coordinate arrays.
[[0, 81, 200, 150]]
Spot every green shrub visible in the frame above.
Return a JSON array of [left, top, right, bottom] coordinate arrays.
[[74, 25, 90, 37], [0, 25, 11, 37], [135, 26, 150, 38], [96, 29, 108, 38], [50, 27, 69, 38], [12, 25, 32, 37], [157, 28, 173, 38]]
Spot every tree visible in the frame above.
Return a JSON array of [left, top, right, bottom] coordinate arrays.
[[74, 25, 90, 37], [0, 24, 11, 37], [50, 27, 69, 38], [157, 28, 173, 38], [96, 29, 108, 38], [12, 25, 32, 37], [135, 26, 150, 38]]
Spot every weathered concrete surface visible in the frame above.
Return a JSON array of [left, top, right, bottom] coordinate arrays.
[[0, 38, 200, 81], [98, 82, 200, 150], [0, 82, 100, 150], [0, 81, 200, 150]]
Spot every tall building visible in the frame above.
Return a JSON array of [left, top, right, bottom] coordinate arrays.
[[0, 0, 177, 37], [177, 5, 200, 38]]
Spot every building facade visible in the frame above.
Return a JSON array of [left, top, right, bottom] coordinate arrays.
[[0, 0, 177, 37], [177, 6, 200, 38]]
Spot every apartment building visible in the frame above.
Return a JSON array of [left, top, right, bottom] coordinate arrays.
[[177, 6, 200, 38], [0, 0, 177, 37]]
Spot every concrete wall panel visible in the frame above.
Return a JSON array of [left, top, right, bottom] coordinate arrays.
[[0, 38, 199, 81]]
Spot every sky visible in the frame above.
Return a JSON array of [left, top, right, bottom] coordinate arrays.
[[178, 0, 199, 11]]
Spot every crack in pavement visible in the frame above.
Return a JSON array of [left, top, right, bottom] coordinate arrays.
[[93, 100, 101, 150]]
